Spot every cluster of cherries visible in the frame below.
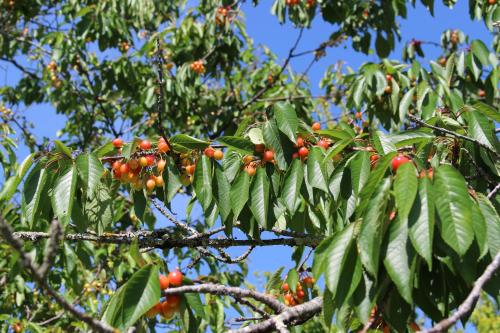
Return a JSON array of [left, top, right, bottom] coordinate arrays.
[[190, 60, 205, 74], [146, 269, 184, 320], [370, 153, 433, 180], [215, 6, 233, 25], [110, 137, 169, 192], [286, 0, 316, 7], [281, 276, 315, 307], [289, 122, 331, 161], [46, 60, 62, 89]]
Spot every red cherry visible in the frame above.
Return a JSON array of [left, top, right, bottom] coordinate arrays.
[[296, 290, 305, 299], [282, 283, 289, 292], [112, 161, 122, 170], [112, 138, 123, 148], [255, 144, 265, 153], [159, 274, 169, 290], [146, 155, 155, 166], [317, 139, 329, 149], [168, 270, 183, 287], [298, 147, 309, 158], [166, 294, 181, 309], [140, 140, 152, 150], [292, 152, 299, 159], [204, 147, 215, 158], [296, 137, 304, 147], [158, 140, 170, 153], [386, 74, 392, 82], [119, 163, 130, 175], [311, 122, 321, 131], [391, 154, 411, 172], [263, 150, 274, 163]]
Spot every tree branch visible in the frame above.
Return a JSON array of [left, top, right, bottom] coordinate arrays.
[[227, 297, 323, 333], [408, 114, 500, 159], [419, 251, 500, 333], [162, 283, 286, 314]]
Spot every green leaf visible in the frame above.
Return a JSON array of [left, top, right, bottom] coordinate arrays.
[[286, 268, 299, 293], [93, 142, 115, 158], [53, 140, 73, 159], [0, 153, 35, 202], [394, 163, 418, 220], [22, 166, 48, 227], [132, 190, 147, 222], [358, 177, 391, 277], [51, 165, 78, 226], [471, 203, 488, 259], [471, 40, 490, 65], [316, 129, 354, 141], [217, 136, 254, 154], [169, 134, 210, 151], [247, 128, 264, 145], [76, 153, 104, 196], [307, 147, 328, 192], [471, 102, 500, 122], [102, 264, 160, 331], [214, 165, 232, 223], [324, 138, 354, 162], [249, 168, 270, 228], [464, 111, 498, 152], [165, 159, 182, 203], [350, 151, 371, 197], [388, 130, 435, 148], [122, 138, 141, 159], [477, 194, 500, 258], [324, 224, 355, 297], [274, 102, 298, 143], [230, 171, 250, 219], [383, 216, 414, 304], [433, 165, 474, 255], [399, 87, 415, 122], [408, 177, 435, 269], [373, 131, 397, 155], [193, 156, 213, 211], [281, 159, 304, 215], [263, 120, 287, 170]]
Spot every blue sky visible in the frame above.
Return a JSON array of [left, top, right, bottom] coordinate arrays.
[[1, 1, 493, 331]]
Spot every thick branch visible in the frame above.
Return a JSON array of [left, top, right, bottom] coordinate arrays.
[[227, 297, 323, 333], [163, 283, 286, 314], [420, 251, 500, 333]]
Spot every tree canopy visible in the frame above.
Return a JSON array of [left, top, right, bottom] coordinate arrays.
[[0, 0, 499, 332]]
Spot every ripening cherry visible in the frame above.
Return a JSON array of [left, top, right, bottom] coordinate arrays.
[[488, 0, 497, 5], [112, 160, 122, 170], [298, 147, 309, 159], [146, 155, 155, 166], [146, 179, 156, 191], [159, 274, 170, 290], [119, 163, 130, 175], [145, 303, 161, 318], [254, 144, 265, 153], [296, 136, 304, 147], [355, 112, 363, 120], [126, 172, 138, 183], [112, 138, 123, 148], [282, 283, 289, 292], [391, 154, 411, 172], [113, 168, 122, 179], [245, 165, 256, 176], [204, 147, 215, 158], [370, 154, 379, 168], [161, 301, 175, 319], [409, 322, 421, 332], [303, 276, 315, 288], [168, 269, 183, 287], [140, 140, 152, 150], [158, 140, 170, 153], [185, 164, 195, 175], [166, 294, 181, 309], [317, 139, 329, 149], [263, 150, 274, 163], [386, 74, 392, 83], [180, 174, 191, 186], [478, 89, 486, 98], [242, 155, 254, 164], [129, 159, 139, 171], [213, 149, 224, 160], [12, 323, 22, 333], [311, 122, 321, 131], [292, 152, 299, 159], [384, 85, 392, 94], [296, 290, 305, 299], [157, 159, 166, 172], [131, 180, 143, 190], [284, 293, 293, 305], [155, 175, 165, 187]]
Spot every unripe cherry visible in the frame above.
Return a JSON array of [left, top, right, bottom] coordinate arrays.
[[140, 140, 152, 150], [112, 138, 123, 148]]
